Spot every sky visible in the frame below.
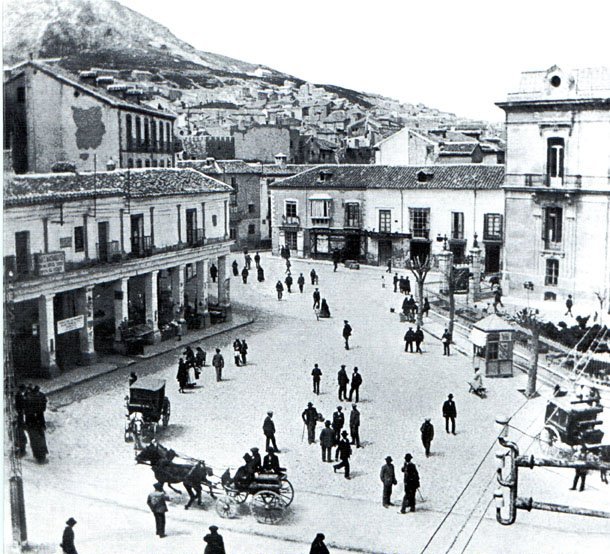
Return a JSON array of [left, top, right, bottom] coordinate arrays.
[[120, 0, 609, 122]]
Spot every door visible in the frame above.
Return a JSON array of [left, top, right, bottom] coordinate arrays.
[[345, 235, 361, 260], [15, 231, 31, 276], [186, 208, 197, 245], [98, 222, 109, 262], [485, 244, 501, 273], [378, 240, 392, 265], [130, 214, 144, 255]]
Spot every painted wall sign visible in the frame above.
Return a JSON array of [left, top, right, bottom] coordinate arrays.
[[36, 251, 65, 276], [56, 314, 84, 335]]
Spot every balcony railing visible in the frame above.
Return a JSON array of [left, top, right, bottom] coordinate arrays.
[[130, 235, 153, 258], [522, 173, 582, 189], [311, 216, 331, 228], [4, 251, 66, 281], [344, 216, 361, 229], [282, 215, 300, 226], [411, 229, 430, 239], [96, 240, 121, 263], [187, 229, 206, 247]]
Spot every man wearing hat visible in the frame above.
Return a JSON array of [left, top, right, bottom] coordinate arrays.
[[250, 447, 262, 471], [420, 418, 435, 457], [302, 402, 320, 444], [263, 411, 279, 452], [349, 404, 361, 448], [348, 367, 363, 403], [203, 525, 226, 554], [380, 456, 398, 507], [337, 365, 349, 401], [263, 446, 282, 473], [333, 430, 352, 479], [319, 420, 334, 463], [331, 406, 345, 456], [146, 482, 169, 537], [310, 532, 330, 554], [311, 363, 323, 395], [442, 394, 457, 435], [342, 320, 352, 350], [212, 348, 224, 382], [400, 454, 420, 513], [61, 517, 78, 554]]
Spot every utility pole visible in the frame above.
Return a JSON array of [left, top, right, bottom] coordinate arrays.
[[4, 272, 28, 550]]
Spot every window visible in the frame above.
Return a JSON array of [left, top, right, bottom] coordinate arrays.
[[483, 213, 503, 241], [17, 86, 25, 103], [135, 116, 142, 147], [545, 259, 559, 286], [229, 177, 238, 206], [310, 200, 331, 226], [285, 231, 297, 250], [136, 159, 142, 168], [285, 201, 297, 217], [212, 214, 218, 227], [409, 208, 430, 238], [248, 224, 255, 234], [74, 226, 85, 252], [127, 158, 134, 168], [126, 114, 133, 149], [543, 207, 562, 248], [379, 209, 391, 233], [145, 159, 151, 168], [547, 138, 564, 181], [229, 227, 236, 239], [248, 203, 255, 214], [345, 203, 360, 228], [451, 212, 464, 240]]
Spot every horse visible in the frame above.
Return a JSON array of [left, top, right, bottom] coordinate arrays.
[[136, 442, 216, 509]]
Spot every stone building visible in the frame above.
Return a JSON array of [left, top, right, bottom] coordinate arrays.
[[498, 65, 610, 304], [3, 61, 176, 174], [4, 168, 232, 378], [232, 125, 299, 163]]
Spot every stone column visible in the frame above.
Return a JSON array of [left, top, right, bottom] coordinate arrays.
[[144, 270, 161, 343], [217, 255, 232, 321], [437, 250, 453, 295], [469, 246, 482, 301], [38, 294, 59, 378], [170, 264, 185, 319], [75, 285, 96, 364], [113, 277, 129, 350], [196, 260, 211, 327]]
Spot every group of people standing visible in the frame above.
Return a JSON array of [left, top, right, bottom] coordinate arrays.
[[232, 250, 265, 284], [176, 345, 207, 392], [14, 383, 48, 462]]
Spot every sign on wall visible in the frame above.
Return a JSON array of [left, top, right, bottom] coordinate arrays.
[[60, 237, 72, 248], [56, 315, 84, 335], [36, 251, 65, 276]]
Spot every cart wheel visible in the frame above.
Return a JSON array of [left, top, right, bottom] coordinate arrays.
[[251, 491, 287, 525], [124, 424, 133, 443], [215, 497, 237, 519], [278, 478, 294, 506], [225, 486, 248, 504], [539, 427, 557, 454], [162, 398, 171, 428]]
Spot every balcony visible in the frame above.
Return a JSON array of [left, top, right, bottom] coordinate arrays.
[[521, 173, 582, 190], [96, 240, 121, 263], [344, 216, 361, 229], [5, 251, 66, 282], [311, 217, 331, 228], [187, 229, 206, 247], [410, 229, 430, 240], [281, 214, 301, 227], [130, 235, 153, 258]]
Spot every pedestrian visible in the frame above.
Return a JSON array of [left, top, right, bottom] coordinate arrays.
[[441, 328, 451, 356], [231, 260, 239, 277], [380, 456, 398, 507], [332, 406, 345, 450], [276, 280, 284, 300], [147, 482, 169, 538], [420, 418, 434, 457], [14, 385, 28, 457], [195, 346, 206, 369], [184, 345, 196, 368], [313, 288, 321, 309], [312, 363, 322, 395], [405, 276, 411, 295], [286, 258, 291, 274], [493, 286, 504, 313], [212, 348, 224, 382], [319, 298, 331, 318], [332, 249, 340, 271], [348, 367, 362, 403], [310, 533, 330, 554], [204, 525, 226, 554], [310, 268, 319, 285], [442, 394, 457, 435], [386, 258, 392, 273], [263, 411, 279, 452], [422, 297, 430, 318], [298, 272, 305, 293], [254, 251, 261, 268], [342, 320, 352, 350], [333, 431, 352, 479], [241, 266, 249, 284], [232, 339, 242, 366], [30, 385, 48, 428], [400, 453, 420, 513], [399, 276, 407, 295], [177, 358, 189, 393], [349, 403, 361, 448], [337, 365, 349, 401], [129, 372, 138, 386], [60, 517, 78, 554], [250, 447, 262, 471], [393, 273, 399, 293], [302, 402, 319, 444], [319, 420, 334, 463], [210, 263, 218, 283], [565, 294, 574, 316], [245, 252, 252, 270], [414, 325, 424, 354], [285, 272, 293, 292], [404, 327, 415, 353], [263, 446, 282, 473], [280, 245, 287, 259], [257, 265, 265, 282], [240, 339, 248, 365], [23, 386, 48, 462], [571, 445, 588, 491]]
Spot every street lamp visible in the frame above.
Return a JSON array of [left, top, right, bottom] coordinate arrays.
[[523, 281, 534, 308]]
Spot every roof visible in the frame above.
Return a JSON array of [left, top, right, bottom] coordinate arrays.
[[4, 168, 231, 207], [438, 143, 478, 155], [268, 164, 505, 190], [261, 164, 319, 176], [312, 137, 339, 151], [130, 378, 166, 392], [473, 314, 516, 333], [178, 159, 261, 175], [7, 61, 175, 119]]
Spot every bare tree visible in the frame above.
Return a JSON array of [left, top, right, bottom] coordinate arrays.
[[510, 308, 545, 398], [406, 255, 431, 327], [594, 290, 608, 324]]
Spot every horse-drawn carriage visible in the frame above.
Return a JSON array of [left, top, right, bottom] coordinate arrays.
[[135, 442, 294, 524], [125, 378, 171, 444]]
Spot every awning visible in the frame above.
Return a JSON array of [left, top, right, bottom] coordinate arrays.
[[469, 327, 488, 348]]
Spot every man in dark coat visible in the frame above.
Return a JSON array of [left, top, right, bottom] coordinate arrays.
[[254, 252, 261, 268], [276, 280, 284, 300], [310, 268, 318, 285], [245, 252, 252, 270], [414, 326, 424, 354], [263, 447, 282, 473], [380, 456, 398, 507], [210, 263, 218, 282], [250, 447, 262, 471], [342, 320, 352, 350], [337, 365, 349, 401], [231, 260, 239, 277], [333, 431, 352, 479], [61, 517, 78, 554], [399, 276, 407, 294], [332, 249, 340, 271], [311, 363, 322, 395], [348, 367, 363, 403], [332, 406, 345, 456], [240, 339, 248, 365], [313, 288, 321, 309], [404, 327, 415, 352], [263, 411, 279, 452], [349, 403, 361, 448], [310, 533, 330, 554], [565, 294, 574, 316], [147, 482, 169, 537], [319, 420, 334, 462], [285, 273, 293, 292], [204, 525, 226, 554], [393, 273, 399, 292], [297, 273, 305, 293], [257, 265, 265, 282], [23, 386, 48, 462], [212, 348, 224, 382], [441, 328, 451, 356], [420, 418, 434, 457], [400, 454, 420, 513], [442, 394, 457, 434], [241, 266, 249, 284], [232, 339, 242, 366], [302, 402, 320, 444]]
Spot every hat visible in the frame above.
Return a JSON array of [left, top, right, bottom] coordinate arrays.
[[341, 430, 348, 437], [448, 394, 454, 399], [425, 418, 431, 422], [153, 482, 164, 491], [267, 446, 275, 453], [404, 453, 413, 461], [385, 456, 393, 462], [250, 447, 259, 452], [325, 420, 331, 426], [341, 364, 346, 369], [267, 411, 273, 415], [209, 525, 219, 532], [352, 403, 357, 408], [316, 533, 325, 540], [66, 517, 77, 526], [344, 320, 348, 323], [337, 406, 342, 410], [307, 402, 313, 407]]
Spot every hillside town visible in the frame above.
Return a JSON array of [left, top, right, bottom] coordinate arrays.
[[3, 3, 610, 554]]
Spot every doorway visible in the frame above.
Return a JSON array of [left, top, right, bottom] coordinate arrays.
[[485, 243, 501, 273], [98, 222, 109, 261], [345, 235, 361, 260], [378, 239, 392, 265]]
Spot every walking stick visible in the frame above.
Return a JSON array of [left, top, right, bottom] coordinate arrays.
[[301, 422, 306, 442], [417, 487, 425, 502]]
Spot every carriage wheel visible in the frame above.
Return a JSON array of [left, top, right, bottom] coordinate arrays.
[[215, 496, 238, 519], [124, 420, 134, 442], [225, 487, 248, 504], [278, 478, 294, 506], [251, 491, 287, 525], [539, 427, 558, 454], [162, 398, 171, 428]]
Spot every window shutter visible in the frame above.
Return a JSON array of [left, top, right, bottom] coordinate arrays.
[[556, 209, 562, 243], [541, 209, 547, 242]]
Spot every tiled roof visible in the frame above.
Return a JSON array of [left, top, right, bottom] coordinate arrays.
[[313, 137, 339, 151], [4, 168, 231, 207], [261, 164, 319, 176], [268, 164, 505, 190], [438, 143, 478, 155], [178, 159, 262, 175]]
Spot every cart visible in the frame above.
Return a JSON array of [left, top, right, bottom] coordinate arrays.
[[125, 378, 171, 444]]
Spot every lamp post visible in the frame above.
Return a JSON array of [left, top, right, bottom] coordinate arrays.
[[523, 281, 534, 308]]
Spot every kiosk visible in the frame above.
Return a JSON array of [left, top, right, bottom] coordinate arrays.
[[469, 314, 515, 377]]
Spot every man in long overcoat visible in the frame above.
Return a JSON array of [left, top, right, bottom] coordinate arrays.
[[442, 394, 457, 434], [212, 348, 224, 382], [380, 456, 398, 507], [400, 454, 420, 513], [420, 418, 434, 457], [263, 411, 279, 452], [337, 365, 349, 401], [333, 431, 352, 479], [302, 402, 320, 444], [319, 420, 334, 462]]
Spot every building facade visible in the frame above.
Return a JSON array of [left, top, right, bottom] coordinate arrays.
[[269, 165, 505, 269], [4, 168, 232, 378], [498, 65, 610, 303]]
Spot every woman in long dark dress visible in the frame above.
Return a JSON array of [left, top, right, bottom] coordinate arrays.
[[319, 298, 331, 318], [257, 265, 265, 282], [177, 358, 189, 393], [23, 399, 48, 462], [232, 260, 239, 277]]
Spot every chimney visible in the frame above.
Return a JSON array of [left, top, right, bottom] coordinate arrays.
[[205, 157, 215, 167], [275, 152, 287, 167]]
